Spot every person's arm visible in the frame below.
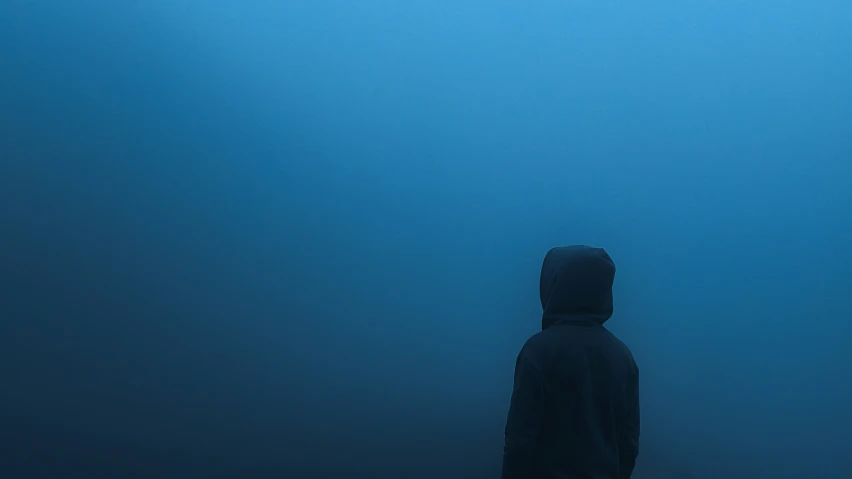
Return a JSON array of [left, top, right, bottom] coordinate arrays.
[[619, 363, 640, 479], [501, 344, 546, 479]]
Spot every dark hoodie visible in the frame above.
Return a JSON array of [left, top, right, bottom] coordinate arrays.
[[502, 246, 640, 479]]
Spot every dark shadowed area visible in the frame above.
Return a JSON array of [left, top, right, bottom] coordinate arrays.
[[1, 1, 850, 478]]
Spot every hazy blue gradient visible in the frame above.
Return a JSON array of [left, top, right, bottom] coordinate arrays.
[[2, 1, 850, 478]]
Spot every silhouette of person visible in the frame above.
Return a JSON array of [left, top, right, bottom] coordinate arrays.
[[502, 246, 640, 479]]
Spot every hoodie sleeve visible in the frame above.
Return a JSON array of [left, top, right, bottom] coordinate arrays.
[[502, 343, 547, 479], [619, 362, 640, 479]]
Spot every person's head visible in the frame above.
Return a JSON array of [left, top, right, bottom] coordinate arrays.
[[539, 245, 616, 329]]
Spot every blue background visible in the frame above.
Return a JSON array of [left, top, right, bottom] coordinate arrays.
[[1, 1, 850, 478]]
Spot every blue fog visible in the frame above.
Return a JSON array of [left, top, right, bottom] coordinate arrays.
[[1, 1, 851, 478]]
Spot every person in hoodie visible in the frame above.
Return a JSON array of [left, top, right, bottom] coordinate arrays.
[[502, 245, 640, 479]]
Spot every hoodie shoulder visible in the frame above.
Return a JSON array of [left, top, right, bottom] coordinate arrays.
[[524, 325, 637, 374], [601, 327, 639, 371], [517, 330, 558, 370]]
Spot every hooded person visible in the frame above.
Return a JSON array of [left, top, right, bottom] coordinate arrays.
[[502, 245, 640, 479]]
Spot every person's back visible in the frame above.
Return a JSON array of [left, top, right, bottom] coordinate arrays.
[[502, 245, 640, 479]]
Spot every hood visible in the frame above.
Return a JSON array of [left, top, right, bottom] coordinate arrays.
[[540, 245, 615, 329]]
